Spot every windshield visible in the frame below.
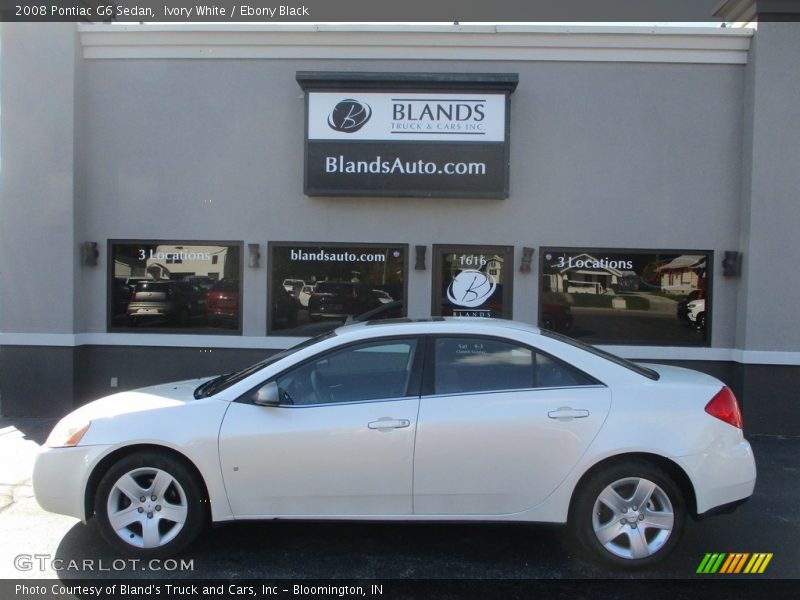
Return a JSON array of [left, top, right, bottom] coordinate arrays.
[[193, 331, 337, 398], [541, 330, 660, 381]]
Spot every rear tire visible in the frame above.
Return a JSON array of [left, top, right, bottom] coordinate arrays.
[[95, 452, 207, 558], [569, 460, 686, 568]]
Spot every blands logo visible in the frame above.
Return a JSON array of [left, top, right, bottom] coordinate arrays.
[[328, 100, 372, 133], [447, 270, 497, 308], [696, 552, 773, 574], [308, 92, 506, 142]]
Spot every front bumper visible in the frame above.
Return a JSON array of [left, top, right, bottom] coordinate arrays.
[[33, 444, 112, 522]]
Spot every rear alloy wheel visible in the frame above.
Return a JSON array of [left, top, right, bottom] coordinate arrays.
[[570, 461, 686, 567], [95, 452, 207, 558]]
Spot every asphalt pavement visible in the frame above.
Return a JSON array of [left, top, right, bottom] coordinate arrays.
[[1, 417, 797, 593]]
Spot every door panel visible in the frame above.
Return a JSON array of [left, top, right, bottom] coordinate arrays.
[[413, 387, 611, 515], [219, 398, 419, 517]]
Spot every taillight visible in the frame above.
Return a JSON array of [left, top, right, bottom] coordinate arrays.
[[704, 386, 743, 429]]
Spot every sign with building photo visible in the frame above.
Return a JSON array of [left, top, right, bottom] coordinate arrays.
[[297, 72, 518, 198], [269, 243, 407, 336], [539, 248, 711, 346], [108, 241, 242, 333], [433, 245, 514, 319]]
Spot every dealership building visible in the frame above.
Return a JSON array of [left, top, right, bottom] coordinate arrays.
[[1, 1, 799, 434]]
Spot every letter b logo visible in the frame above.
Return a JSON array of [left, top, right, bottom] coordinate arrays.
[[328, 100, 372, 133]]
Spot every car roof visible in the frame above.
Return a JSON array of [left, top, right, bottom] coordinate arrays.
[[334, 317, 542, 338]]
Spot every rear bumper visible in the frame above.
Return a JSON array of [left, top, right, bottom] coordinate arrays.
[[678, 438, 757, 515], [127, 303, 172, 317], [696, 496, 750, 520]]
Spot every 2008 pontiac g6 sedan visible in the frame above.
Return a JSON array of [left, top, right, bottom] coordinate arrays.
[[34, 318, 756, 567]]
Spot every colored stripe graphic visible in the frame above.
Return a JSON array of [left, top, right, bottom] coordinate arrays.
[[697, 553, 726, 573], [744, 553, 773, 574], [733, 553, 750, 573], [720, 553, 749, 573], [697, 553, 773, 574]]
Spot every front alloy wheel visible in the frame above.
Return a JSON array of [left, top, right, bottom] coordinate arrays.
[[571, 461, 685, 567], [95, 452, 207, 557]]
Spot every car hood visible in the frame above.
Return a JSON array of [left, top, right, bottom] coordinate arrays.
[[65, 377, 213, 422]]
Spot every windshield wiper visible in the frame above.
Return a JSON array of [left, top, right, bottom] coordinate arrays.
[[193, 373, 233, 399]]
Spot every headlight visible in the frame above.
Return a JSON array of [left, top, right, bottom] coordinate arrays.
[[45, 418, 91, 448]]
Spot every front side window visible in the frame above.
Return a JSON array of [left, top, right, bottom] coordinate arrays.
[[433, 336, 595, 396], [273, 338, 418, 406]]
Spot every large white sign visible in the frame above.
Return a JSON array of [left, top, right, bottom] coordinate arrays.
[[308, 92, 507, 142]]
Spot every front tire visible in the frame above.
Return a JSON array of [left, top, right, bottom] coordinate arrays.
[[569, 460, 686, 568], [95, 452, 207, 558]]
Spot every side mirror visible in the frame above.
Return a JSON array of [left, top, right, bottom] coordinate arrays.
[[253, 381, 280, 407]]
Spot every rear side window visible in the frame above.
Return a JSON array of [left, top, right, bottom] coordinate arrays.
[[432, 336, 596, 396]]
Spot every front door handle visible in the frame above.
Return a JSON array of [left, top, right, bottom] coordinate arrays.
[[368, 418, 411, 431], [547, 407, 590, 420]]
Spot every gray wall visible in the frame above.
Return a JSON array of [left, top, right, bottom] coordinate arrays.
[[69, 57, 745, 343], [736, 23, 800, 352], [0, 24, 77, 335], [2, 23, 799, 431]]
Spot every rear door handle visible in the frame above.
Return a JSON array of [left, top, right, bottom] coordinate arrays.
[[547, 407, 590, 420], [368, 418, 411, 431]]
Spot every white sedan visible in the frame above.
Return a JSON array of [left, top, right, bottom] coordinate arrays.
[[33, 319, 756, 567]]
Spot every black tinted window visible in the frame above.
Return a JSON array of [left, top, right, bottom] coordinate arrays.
[[275, 339, 418, 405], [433, 337, 595, 395], [434, 338, 533, 395], [110, 241, 242, 333], [535, 353, 597, 388]]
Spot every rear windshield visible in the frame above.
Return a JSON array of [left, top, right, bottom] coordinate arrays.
[[541, 330, 660, 381]]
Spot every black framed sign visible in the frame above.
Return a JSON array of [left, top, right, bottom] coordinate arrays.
[[539, 247, 712, 346], [432, 244, 514, 319], [297, 72, 518, 198]]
